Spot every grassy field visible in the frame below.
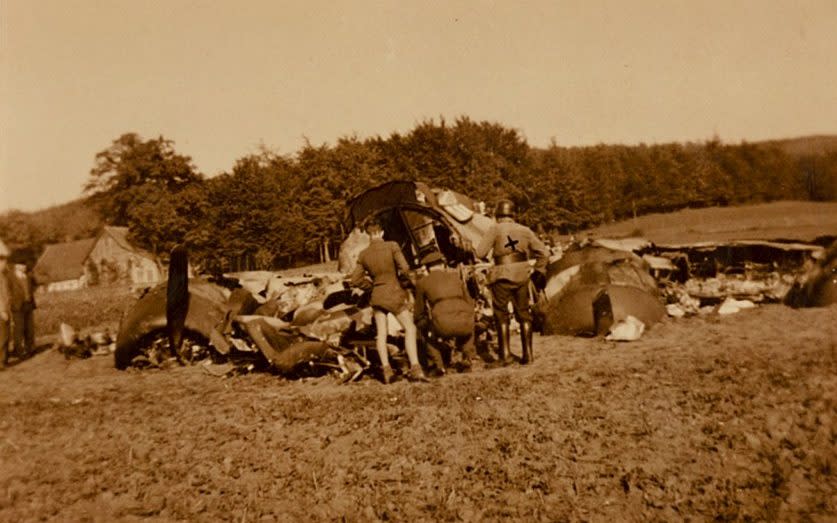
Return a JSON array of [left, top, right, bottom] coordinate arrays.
[[1, 305, 835, 521], [5, 202, 834, 520], [583, 200, 837, 245], [33, 284, 136, 340]]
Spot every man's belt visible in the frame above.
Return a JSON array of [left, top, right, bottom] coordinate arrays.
[[494, 252, 528, 265]]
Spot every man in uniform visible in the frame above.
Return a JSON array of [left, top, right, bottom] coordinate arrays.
[[349, 219, 427, 383], [414, 251, 478, 374], [474, 200, 548, 365], [12, 263, 36, 358], [0, 240, 11, 369]]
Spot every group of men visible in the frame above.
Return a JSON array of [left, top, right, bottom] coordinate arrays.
[[349, 199, 549, 383], [0, 240, 37, 369]]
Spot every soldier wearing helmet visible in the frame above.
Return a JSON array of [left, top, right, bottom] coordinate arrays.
[[474, 199, 548, 365]]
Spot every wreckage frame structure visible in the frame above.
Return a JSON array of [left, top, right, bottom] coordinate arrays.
[[107, 181, 836, 381]]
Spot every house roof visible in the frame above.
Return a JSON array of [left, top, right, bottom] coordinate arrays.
[[33, 226, 159, 285], [34, 238, 96, 284]]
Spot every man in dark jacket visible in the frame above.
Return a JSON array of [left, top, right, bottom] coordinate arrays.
[[0, 241, 11, 369], [349, 219, 426, 384], [414, 251, 477, 373], [474, 200, 548, 365], [12, 264, 36, 357]]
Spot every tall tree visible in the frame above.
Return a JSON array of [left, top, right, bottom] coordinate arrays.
[[84, 133, 202, 225]]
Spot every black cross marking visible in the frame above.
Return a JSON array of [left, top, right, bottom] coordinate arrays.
[[504, 235, 519, 251]]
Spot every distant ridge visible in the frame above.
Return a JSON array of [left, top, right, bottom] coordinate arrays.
[[0, 198, 102, 261], [761, 134, 837, 156]]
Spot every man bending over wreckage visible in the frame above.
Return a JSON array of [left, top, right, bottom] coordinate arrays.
[[348, 219, 429, 384], [414, 251, 478, 375]]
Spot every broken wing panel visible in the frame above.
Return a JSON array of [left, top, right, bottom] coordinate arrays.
[[114, 279, 238, 369]]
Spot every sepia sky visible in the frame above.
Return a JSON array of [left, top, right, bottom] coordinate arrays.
[[1, 0, 836, 212]]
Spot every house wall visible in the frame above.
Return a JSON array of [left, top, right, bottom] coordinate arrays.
[[129, 256, 162, 288], [45, 277, 86, 292], [86, 233, 162, 288]]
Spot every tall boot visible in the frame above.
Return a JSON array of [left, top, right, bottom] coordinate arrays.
[[495, 317, 511, 365], [520, 321, 533, 364]]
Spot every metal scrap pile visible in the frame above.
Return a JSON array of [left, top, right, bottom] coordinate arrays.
[[114, 270, 441, 381], [639, 240, 827, 317], [111, 180, 836, 376]]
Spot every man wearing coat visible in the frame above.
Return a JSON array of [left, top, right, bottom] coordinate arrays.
[[12, 264, 36, 357], [414, 251, 478, 373], [0, 241, 11, 369], [474, 200, 549, 365], [349, 219, 427, 384]]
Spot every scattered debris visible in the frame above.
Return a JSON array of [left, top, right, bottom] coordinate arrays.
[[666, 304, 686, 318], [57, 325, 116, 360], [784, 239, 837, 308], [105, 184, 833, 375], [59, 323, 76, 347], [605, 315, 646, 341], [537, 244, 665, 337], [717, 298, 757, 315]]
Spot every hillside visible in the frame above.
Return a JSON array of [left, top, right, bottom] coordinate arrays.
[[0, 198, 102, 263], [32, 198, 99, 230], [764, 134, 837, 156], [583, 200, 837, 245]]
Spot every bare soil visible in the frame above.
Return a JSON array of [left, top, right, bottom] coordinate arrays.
[[1, 304, 835, 522]]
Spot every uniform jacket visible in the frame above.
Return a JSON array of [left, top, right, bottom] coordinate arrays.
[[349, 238, 411, 314], [414, 268, 473, 326], [0, 267, 11, 318], [4, 267, 26, 312], [475, 219, 549, 284], [14, 269, 36, 309]]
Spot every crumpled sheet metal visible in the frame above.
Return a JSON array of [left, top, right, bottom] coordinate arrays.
[[298, 305, 373, 341], [785, 240, 837, 308], [234, 316, 330, 374], [539, 245, 664, 336], [541, 284, 665, 336], [115, 279, 246, 369]]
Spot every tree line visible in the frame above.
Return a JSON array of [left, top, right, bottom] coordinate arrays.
[[2, 117, 836, 271]]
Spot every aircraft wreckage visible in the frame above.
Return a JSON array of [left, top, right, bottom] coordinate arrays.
[[111, 181, 836, 379]]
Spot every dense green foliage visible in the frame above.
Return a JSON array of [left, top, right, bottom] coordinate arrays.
[[2, 120, 836, 269]]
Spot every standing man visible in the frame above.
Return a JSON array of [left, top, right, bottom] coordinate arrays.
[[349, 218, 428, 384], [13, 264, 36, 357], [0, 240, 11, 369], [474, 200, 548, 365], [414, 251, 478, 373]]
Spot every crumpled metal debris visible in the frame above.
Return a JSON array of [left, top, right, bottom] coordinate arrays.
[[57, 324, 116, 360], [785, 240, 837, 308], [717, 297, 757, 315], [605, 315, 646, 341]]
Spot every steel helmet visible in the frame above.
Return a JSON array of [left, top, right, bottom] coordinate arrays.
[[494, 199, 516, 218]]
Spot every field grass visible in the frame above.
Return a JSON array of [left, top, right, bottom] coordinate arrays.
[[583, 200, 837, 245], [2, 305, 835, 521], [5, 202, 836, 520], [33, 284, 136, 340]]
